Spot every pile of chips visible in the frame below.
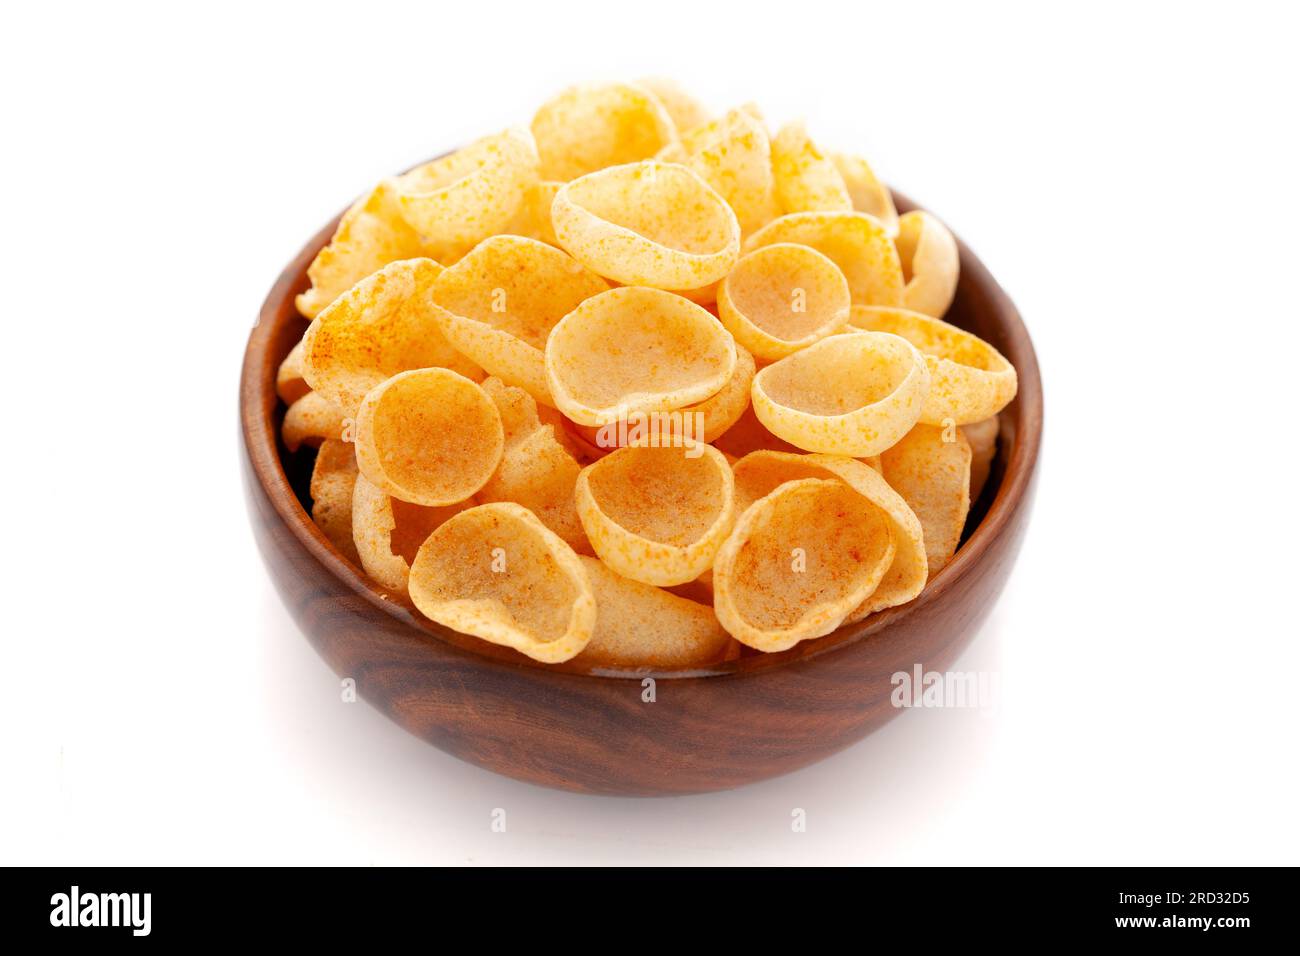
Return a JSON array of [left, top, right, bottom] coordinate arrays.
[[277, 80, 1018, 667]]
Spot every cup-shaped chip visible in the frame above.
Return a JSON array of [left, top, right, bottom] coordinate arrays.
[[546, 287, 736, 426], [353, 368, 503, 507], [351, 474, 477, 592], [880, 424, 972, 578], [281, 391, 345, 452], [429, 235, 609, 405], [302, 257, 480, 418], [832, 152, 899, 236], [392, 128, 539, 251], [895, 210, 959, 317], [635, 78, 711, 137], [962, 415, 999, 502], [727, 451, 928, 619], [572, 557, 733, 669], [552, 161, 740, 289], [771, 121, 853, 215], [575, 444, 735, 587], [674, 107, 780, 237], [711, 405, 802, 459], [504, 180, 563, 247], [751, 331, 930, 456], [309, 439, 360, 564], [276, 339, 310, 404], [718, 243, 851, 360], [744, 211, 904, 307], [713, 478, 896, 651], [408, 502, 596, 663], [295, 180, 430, 319], [531, 82, 677, 182], [848, 306, 1017, 425]]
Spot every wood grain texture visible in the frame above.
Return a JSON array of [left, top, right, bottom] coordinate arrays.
[[240, 190, 1043, 796]]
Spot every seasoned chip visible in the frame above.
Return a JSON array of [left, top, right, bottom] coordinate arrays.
[[276, 339, 310, 404], [531, 82, 677, 181], [281, 391, 345, 452], [751, 330, 930, 456], [718, 243, 851, 360], [711, 405, 802, 459], [408, 502, 596, 663], [552, 161, 740, 289], [771, 121, 852, 214], [895, 210, 959, 317], [744, 210, 903, 306], [848, 306, 1017, 425], [575, 444, 735, 586], [309, 438, 360, 564], [880, 424, 971, 577], [546, 287, 736, 426], [635, 78, 711, 136], [832, 152, 899, 235], [353, 368, 503, 507], [504, 180, 563, 247], [962, 415, 999, 503], [351, 473, 476, 591], [673, 107, 780, 236]]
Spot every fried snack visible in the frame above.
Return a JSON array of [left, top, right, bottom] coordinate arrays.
[[717, 243, 851, 360], [351, 474, 476, 591], [309, 439, 360, 564], [880, 424, 971, 578], [552, 161, 741, 289], [391, 128, 539, 252], [711, 405, 802, 459], [744, 210, 903, 306], [408, 502, 596, 663], [750, 330, 930, 456], [430, 235, 609, 405], [713, 478, 896, 651], [771, 121, 853, 214], [895, 210, 959, 317], [727, 451, 928, 619], [962, 415, 999, 502], [301, 257, 479, 418], [531, 82, 677, 181], [353, 368, 503, 507], [847, 306, 1017, 425], [504, 180, 563, 247], [832, 152, 899, 235], [545, 287, 736, 426], [295, 180, 429, 319], [281, 391, 345, 452], [635, 78, 711, 135], [572, 557, 733, 669], [672, 107, 780, 237], [276, 339, 310, 404], [575, 444, 735, 586]]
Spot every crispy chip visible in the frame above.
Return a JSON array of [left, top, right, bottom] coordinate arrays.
[[673, 107, 780, 236], [552, 161, 741, 289], [408, 502, 596, 663], [429, 235, 608, 405], [353, 368, 503, 507], [572, 556, 733, 669], [895, 210, 959, 317], [962, 415, 999, 503], [531, 82, 677, 181], [832, 152, 898, 235], [750, 330, 930, 456], [282, 391, 345, 452], [276, 339, 310, 404], [302, 258, 480, 418], [635, 78, 711, 136], [711, 405, 802, 458], [391, 128, 539, 252], [546, 287, 737, 426], [504, 180, 563, 247], [309, 439, 360, 564], [744, 210, 904, 306], [718, 243, 851, 360], [880, 424, 971, 578], [575, 444, 735, 586], [351, 473, 476, 591], [713, 478, 896, 651], [771, 121, 853, 214], [848, 306, 1017, 425]]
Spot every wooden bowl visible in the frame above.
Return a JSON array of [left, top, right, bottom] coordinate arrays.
[[241, 190, 1042, 796]]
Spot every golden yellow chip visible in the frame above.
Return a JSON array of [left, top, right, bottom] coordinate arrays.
[[552, 161, 740, 289], [430, 235, 609, 405], [880, 424, 971, 578], [848, 306, 1017, 425], [711, 405, 802, 459], [673, 107, 780, 237], [353, 368, 503, 507], [744, 210, 903, 307], [831, 152, 899, 235], [281, 391, 345, 452], [572, 556, 733, 669], [391, 128, 539, 252], [546, 287, 737, 426], [276, 339, 310, 404], [531, 82, 677, 181], [717, 243, 851, 360], [771, 121, 853, 214], [635, 78, 711, 136], [575, 444, 735, 587], [750, 330, 930, 456], [351, 473, 476, 591], [961, 415, 999, 504], [895, 210, 959, 317], [301, 257, 480, 418], [713, 478, 896, 651], [408, 502, 596, 663], [309, 438, 360, 564], [504, 180, 563, 247]]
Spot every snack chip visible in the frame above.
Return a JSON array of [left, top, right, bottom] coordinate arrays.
[[281, 391, 345, 452], [673, 107, 780, 236], [831, 152, 899, 235], [430, 235, 609, 405], [531, 82, 677, 181], [744, 210, 903, 306], [351, 473, 476, 591], [750, 330, 930, 456], [771, 121, 853, 214], [546, 287, 736, 426], [276, 339, 310, 404], [504, 180, 563, 247], [717, 242, 851, 360], [575, 444, 735, 586], [848, 306, 1017, 425], [552, 161, 740, 289], [635, 78, 711, 136], [711, 405, 802, 459], [408, 502, 596, 663], [963, 415, 999, 502], [895, 210, 959, 317], [880, 424, 971, 577], [309, 438, 360, 564], [353, 368, 504, 507]]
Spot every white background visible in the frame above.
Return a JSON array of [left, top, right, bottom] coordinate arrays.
[[3, 1, 1297, 865]]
